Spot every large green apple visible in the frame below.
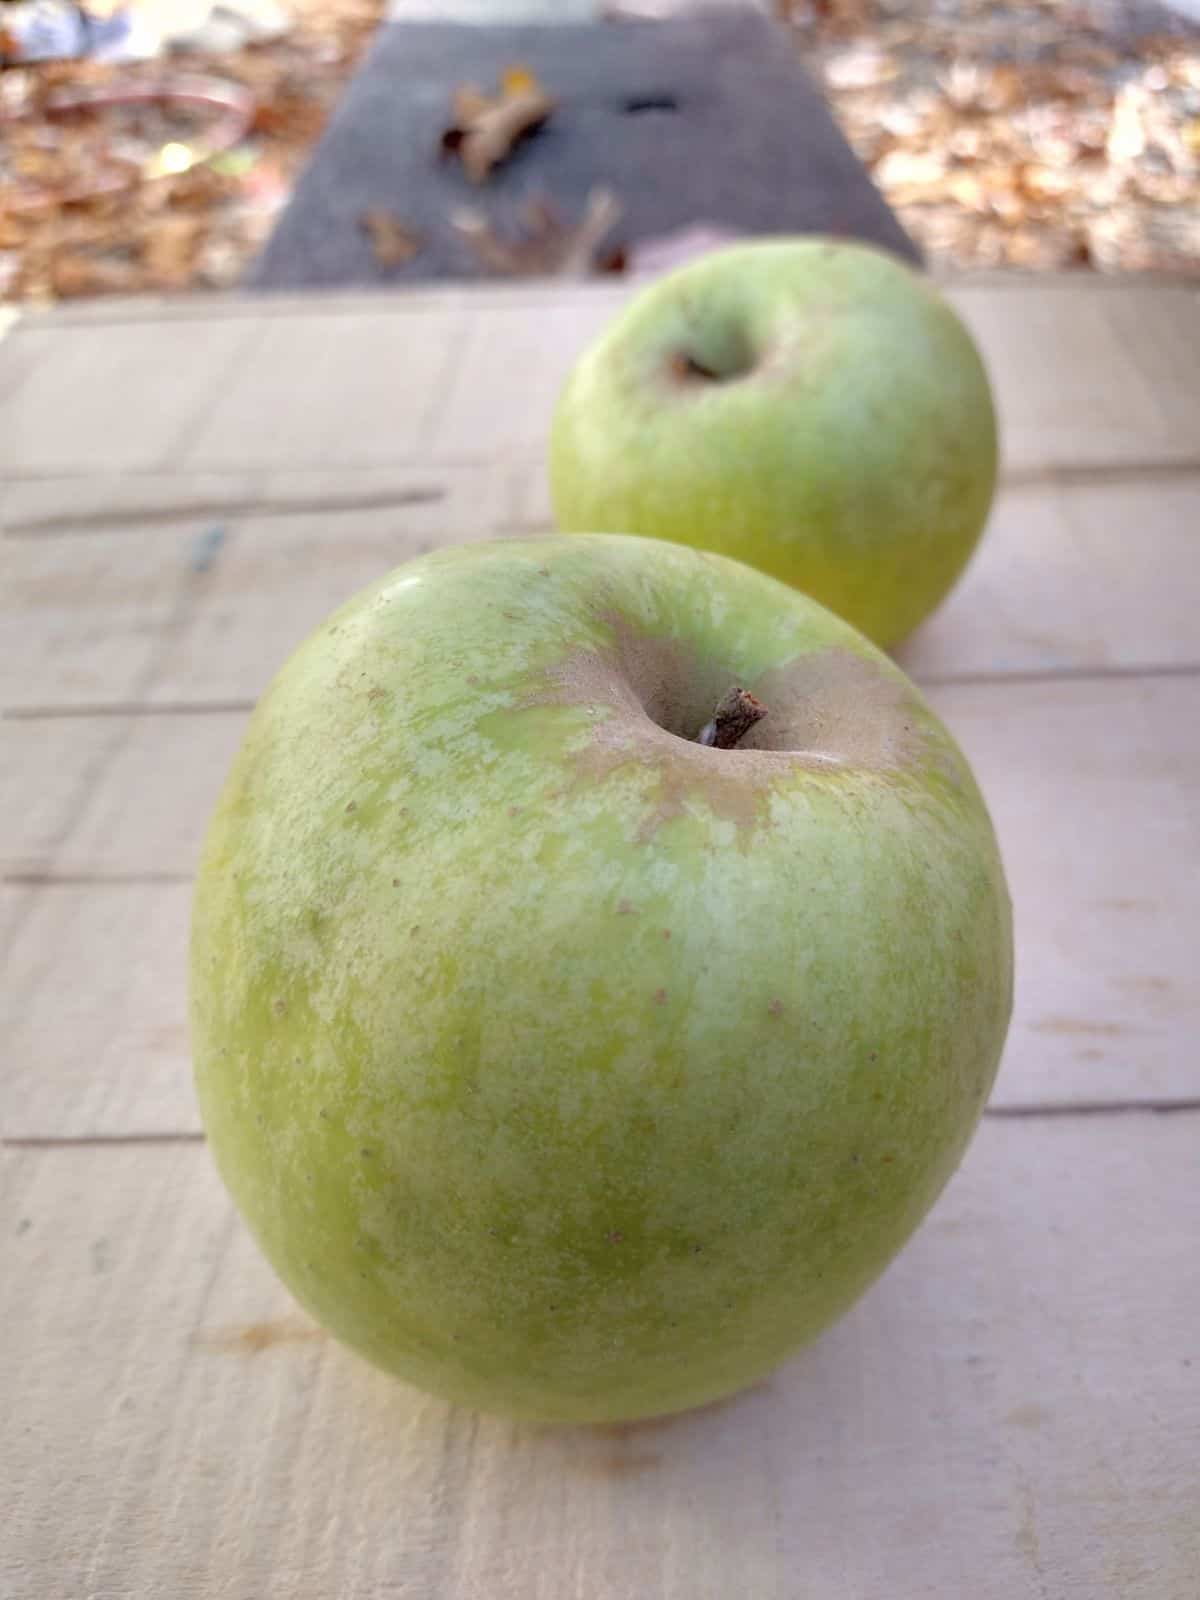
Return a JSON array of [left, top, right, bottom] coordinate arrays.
[[550, 238, 999, 647], [191, 533, 1012, 1424]]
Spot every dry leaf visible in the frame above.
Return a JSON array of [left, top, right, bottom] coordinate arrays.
[[142, 215, 203, 287], [0, 0, 383, 302], [451, 84, 492, 124], [452, 186, 622, 278], [48, 250, 142, 298], [1106, 84, 1147, 167], [872, 147, 948, 201], [359, 209, 423, 269], [1017, 163, 1073, 201], [940, 61, 989, 112], [440, 66, 556, 185], [824, 46, 898, 91]]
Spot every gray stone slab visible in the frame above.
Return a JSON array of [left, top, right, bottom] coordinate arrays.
[[251, 9, 918, 289]]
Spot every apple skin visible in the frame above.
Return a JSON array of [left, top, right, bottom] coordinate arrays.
[[190, 534, 1012, 1424], [549, 238, 999, 648]]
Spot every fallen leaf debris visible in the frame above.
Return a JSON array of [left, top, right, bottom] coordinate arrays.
[[2, 0, 1196, 302], [1, 0, 383, 302], [780, 0, 1200, 275], [359, 207, 423, 270], [452, 186, 624, 278], [440, 65, 557, 186]]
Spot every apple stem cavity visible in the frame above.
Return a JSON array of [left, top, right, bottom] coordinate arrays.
[[698, 686, 768, 750], [670, 351, 722, 383]]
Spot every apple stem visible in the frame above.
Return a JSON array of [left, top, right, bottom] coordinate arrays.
[[698, 687, 768, 750], [670, 351, 721, 382]]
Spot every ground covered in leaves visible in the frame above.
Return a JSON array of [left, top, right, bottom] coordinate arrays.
[[0, 0, 1197, 302], [0, 0, 382, 300], [786, 0, 1200, 273]]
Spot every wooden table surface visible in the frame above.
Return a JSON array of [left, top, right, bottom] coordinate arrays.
[[3, 276, 1199, 1598]]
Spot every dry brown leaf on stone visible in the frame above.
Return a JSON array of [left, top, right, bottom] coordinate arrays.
[[452, 186, 622, 278], [359, 209, 423, 268], [440, 65, 556, 185]]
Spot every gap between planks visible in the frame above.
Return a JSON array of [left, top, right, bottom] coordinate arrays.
[[5, 659, 1200, 725], [3, 484, 449, 536], [4, 458, 1199, 532], [7, 1102, 1200, 1150]]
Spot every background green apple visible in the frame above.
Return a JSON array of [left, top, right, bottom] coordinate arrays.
[[191, 534, 1012, 1424], [550, 239, 999, 648]]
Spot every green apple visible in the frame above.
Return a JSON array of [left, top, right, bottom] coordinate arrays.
[[550, 238, 999, 647], [191, 533, 1012, 1424]]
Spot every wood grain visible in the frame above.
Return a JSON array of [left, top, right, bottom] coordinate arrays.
[[5, 473, 1199, 715], [4, 675, 1196, 1137], [2, 881, 194, 1140], [934, 674, 1200, 1111], [4, 280, 1198, 1598], [898, 472, 1200, 681], [3, 711, 247, 881], [953, 280, 1200, 474], [3, 473, 515, 714], [1, 281, 1196, 479], [4, 1115, 1198, 1600]]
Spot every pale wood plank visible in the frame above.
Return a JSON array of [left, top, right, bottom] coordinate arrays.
[[899, 473, 1200, 680], [1, 465, 454, 534], [426, 299, 618, 461], [10, 272, 1173, 330], [5, 675, 1196, 1137], [932, 675, 1200, 1111], [5, 473, 1198, 714], [2, 472, 515, 713], [1, 882, 194, 1140], [0, 881, 34, 951], [147, 496, 509, 709], [953, 281, 1200, 474], [1, 716, 128, 877], [2, 712, 246, 880], [10, 280, 629, 327], [0, 318, 257, 476], [2, 283, 1196, 480], [4, 1116, 1198, 1599], [2, 528, 186, 710], [503, 468, 1200, 682], [176, 314, 461, 472]]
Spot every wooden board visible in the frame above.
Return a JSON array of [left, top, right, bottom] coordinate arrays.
[[951, 279, 1200, 475], [5, 1115, 1198, 1600], [897, 472, 1200, 682], [1, 282, 1197, 480], [512, 464, 1200, 682], [942, 674, 1200, 1111], [4, 675, 1197, 1139], [2, 474, 515, 714], [2, 881, 194, 1139], [5, 473, 1198, 715], [4, 281, 1200, 1598]]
